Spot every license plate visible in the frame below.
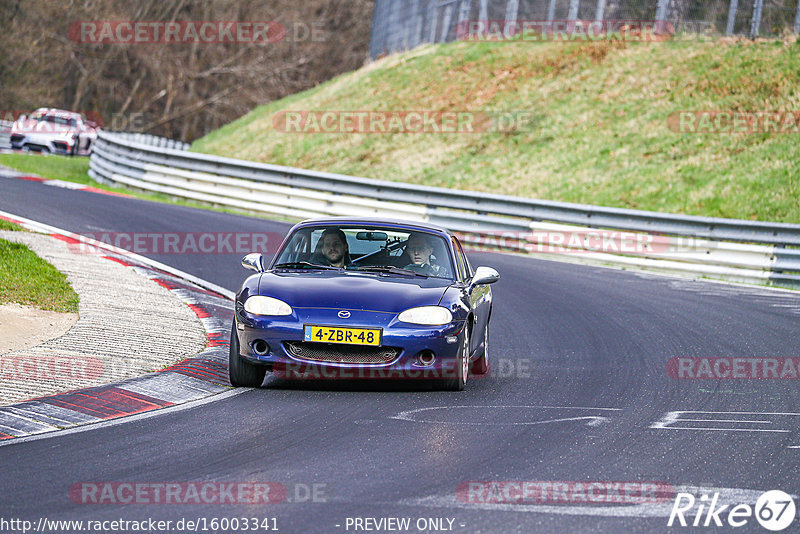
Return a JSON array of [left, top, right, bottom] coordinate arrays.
[[303, 325, 382, 346]]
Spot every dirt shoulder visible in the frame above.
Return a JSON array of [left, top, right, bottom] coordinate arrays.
[[0, 303, 78, 354]]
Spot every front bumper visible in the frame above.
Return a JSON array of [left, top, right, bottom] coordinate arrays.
[[10, 133, 76, 154], [235, 307, 465, 380]]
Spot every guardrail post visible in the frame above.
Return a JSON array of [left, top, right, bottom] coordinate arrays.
[[439, 1, 454, 43], [794, 0, 800, 33], [428, 0, 439, 43], [656, 0, 670, 22], [568, 0, 580, 21], [505, 0, 519, 23], [401, 1, 412, 49], [383, 0, 396, 53], [726, 0, 739, 35], [369, 0, 384, 57], [411, 0, 423, 46], [595, 0, 606, 21], [395, 0, 407, 51], [457, 0, 471, 28], [750, 0, 763, 38]]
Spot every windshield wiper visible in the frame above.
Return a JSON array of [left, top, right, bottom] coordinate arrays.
[[353, 265, 429, 277], [273, 261, 342, 271]]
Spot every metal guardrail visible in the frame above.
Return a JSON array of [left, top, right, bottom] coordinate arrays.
[[89, 130, 800, 289], [105, 131, 190, 151]]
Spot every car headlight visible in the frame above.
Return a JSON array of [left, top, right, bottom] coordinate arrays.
[[244, 296, 292, 316], [398, 306, 453, 325]]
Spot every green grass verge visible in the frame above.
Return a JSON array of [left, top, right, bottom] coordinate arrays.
[[0, 153, 94, 184], [0, 238, 80, 313], [0, 219, 23, 231], [192, 38, 800, 223]]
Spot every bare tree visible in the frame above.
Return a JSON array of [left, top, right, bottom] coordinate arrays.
[[0, 0, 374, 141]]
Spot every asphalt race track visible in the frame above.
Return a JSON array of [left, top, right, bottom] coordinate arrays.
[[1, 175, 799, 533]]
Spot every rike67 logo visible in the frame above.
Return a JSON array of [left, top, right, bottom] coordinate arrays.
[[668, 490, 796, 531]]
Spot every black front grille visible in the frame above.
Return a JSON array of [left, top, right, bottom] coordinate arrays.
[[284, 341, 400, 364]]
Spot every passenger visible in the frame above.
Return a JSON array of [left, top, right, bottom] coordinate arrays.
[[313, 228, 351, 268], [403, 234, 443, 276]]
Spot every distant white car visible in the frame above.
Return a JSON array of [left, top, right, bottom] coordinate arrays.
[[10, 108, 99, 156]]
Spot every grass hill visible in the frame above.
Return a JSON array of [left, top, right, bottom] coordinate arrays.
[[192, 37, 800, 223]]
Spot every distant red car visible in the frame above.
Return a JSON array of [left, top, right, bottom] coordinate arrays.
[[10, 108, 99, 156]]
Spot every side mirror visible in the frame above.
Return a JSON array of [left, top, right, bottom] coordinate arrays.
[[471, 266, 499, 286], [241, 253, 264, 272]]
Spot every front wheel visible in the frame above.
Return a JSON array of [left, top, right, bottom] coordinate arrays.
[[442, 330, 469, 391], [229, 321, 267, 387]]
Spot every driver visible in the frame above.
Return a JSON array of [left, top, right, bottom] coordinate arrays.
[[314, 228, 350, 268], [403, 234, 443, 275]]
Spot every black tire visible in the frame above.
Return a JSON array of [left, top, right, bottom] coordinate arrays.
[[471, 323, 489, 375], [442, 329, 469, 391], [229, 321, 267, 387]]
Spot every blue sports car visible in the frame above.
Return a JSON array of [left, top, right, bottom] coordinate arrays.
[[230, 217, 499, 390]]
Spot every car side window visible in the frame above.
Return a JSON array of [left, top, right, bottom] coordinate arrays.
[[460, 240, 474, 279], [451, 237, 470, 282]]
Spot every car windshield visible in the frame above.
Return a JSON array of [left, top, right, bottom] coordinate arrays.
[[32, 114, 76, 127], [272, 225, 455, 280]]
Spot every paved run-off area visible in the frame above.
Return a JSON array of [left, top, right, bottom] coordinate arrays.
[[0, 230, 206, 405]]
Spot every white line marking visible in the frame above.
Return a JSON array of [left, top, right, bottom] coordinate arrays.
[[661, 411, 800, 415], [678, 419, 772, 424], [651, 410, 800, 433], [654, 427, 791, 433], [43, 179, 87, 190], [391, 405, 620, 426]]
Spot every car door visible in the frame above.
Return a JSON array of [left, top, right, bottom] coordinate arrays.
[[452, 236, 489, 357]]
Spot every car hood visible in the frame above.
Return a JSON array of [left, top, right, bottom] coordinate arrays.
[[12, 120, 73, 135], [258, 271, 452, 313]]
